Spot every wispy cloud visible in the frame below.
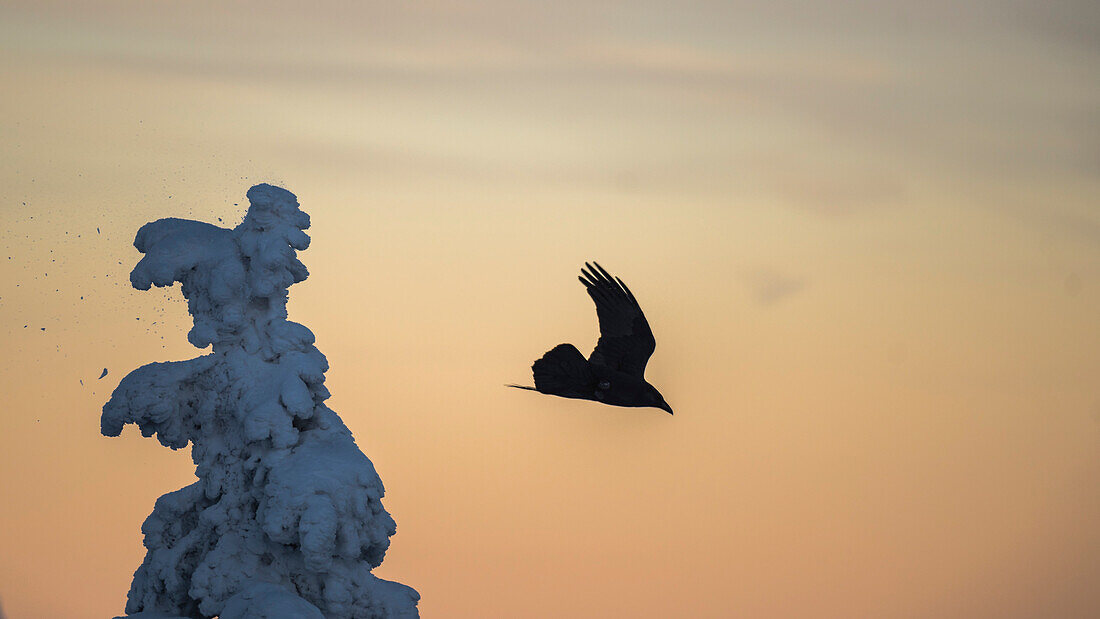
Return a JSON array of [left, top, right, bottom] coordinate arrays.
[[742, 268, 807, 306], [753, 157, 908, 217]]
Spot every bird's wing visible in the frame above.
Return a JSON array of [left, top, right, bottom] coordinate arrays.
[[578, 262, 656, 378]]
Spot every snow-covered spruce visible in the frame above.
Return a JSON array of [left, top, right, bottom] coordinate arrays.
[[103, 184, 419, 619]]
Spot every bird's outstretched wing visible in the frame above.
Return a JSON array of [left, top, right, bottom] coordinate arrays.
[[579, 262, 656, 378]]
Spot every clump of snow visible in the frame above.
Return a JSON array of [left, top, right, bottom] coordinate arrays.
[[220, 583, 324, 619], [103, 184, 419, 618]]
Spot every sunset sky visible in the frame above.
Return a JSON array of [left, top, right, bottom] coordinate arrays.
[[1, 1, 1098, 617]]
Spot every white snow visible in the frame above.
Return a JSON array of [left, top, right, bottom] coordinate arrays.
[[103, 184, 419, 618], [220, 583, 324, 619]]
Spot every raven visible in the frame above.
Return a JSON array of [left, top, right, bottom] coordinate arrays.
[[511, 262, 673, 415]]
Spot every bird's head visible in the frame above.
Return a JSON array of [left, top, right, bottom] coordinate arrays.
[[644, 384, 673, 415]]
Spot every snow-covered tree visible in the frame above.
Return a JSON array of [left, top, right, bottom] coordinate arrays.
[[103, 184, 419, 619]]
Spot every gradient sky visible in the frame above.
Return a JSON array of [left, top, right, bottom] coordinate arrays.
[[1, 2, 1098, 618]]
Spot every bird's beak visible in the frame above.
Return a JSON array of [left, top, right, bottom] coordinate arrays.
[[660, 402, 674, 415]]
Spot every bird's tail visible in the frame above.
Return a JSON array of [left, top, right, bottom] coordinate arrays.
[[532, 343, 593, 398], [506, 384, 537, 391]]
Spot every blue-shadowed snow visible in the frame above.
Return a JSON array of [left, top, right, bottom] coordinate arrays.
[[103, 184, 418, 619]]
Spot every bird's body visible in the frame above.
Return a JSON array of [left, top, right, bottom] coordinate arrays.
[[512, 262, 672, 414]]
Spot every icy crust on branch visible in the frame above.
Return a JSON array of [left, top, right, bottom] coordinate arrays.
[[102, 185, 419, 619]]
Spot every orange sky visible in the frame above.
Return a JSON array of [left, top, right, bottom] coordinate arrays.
[[1, 2, 1098, 618]]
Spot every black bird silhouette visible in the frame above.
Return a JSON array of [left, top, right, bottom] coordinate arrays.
[[511, 262, 673, 414]]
